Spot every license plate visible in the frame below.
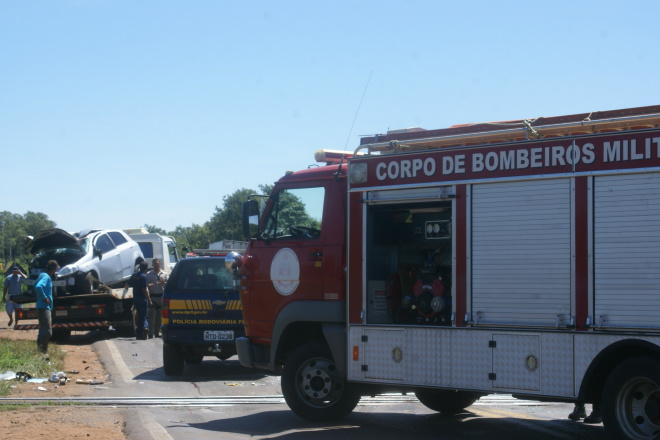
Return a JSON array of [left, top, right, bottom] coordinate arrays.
[[55, 310, 68, 317], [204, 330, 234, 341]]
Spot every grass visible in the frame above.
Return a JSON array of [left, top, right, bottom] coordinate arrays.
[[0, 338, 65, 396]]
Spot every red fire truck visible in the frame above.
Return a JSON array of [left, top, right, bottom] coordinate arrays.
[[237, 105, 660, 440]]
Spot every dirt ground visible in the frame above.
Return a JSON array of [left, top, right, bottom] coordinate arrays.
[[0, 325, 126, 439]]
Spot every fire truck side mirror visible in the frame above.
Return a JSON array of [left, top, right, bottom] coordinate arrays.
[[242, 200, 260, 240]]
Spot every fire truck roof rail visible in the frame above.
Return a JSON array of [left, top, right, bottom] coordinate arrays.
[[355, 105, 660, 155]]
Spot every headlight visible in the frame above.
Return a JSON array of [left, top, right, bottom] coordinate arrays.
[[57, 265, 79, 278]]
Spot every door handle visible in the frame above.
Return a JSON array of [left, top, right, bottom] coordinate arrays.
[[308, 248, 323, 260]]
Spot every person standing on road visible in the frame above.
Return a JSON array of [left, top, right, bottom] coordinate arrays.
[[34, 260, 59, 353], [3, 265, 27, 326], [129, 261, 152, 340], [568, 402, 602, 424], [146, 258, 167, 338]]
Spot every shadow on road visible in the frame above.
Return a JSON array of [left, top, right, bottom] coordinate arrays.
[[179, 409, 608, 440], [53, 328, 119, 346], [132, 358, 271, 383]]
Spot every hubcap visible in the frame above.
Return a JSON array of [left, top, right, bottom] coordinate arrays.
[[297, 358, 341, 406], [617, 377, 660, 439]]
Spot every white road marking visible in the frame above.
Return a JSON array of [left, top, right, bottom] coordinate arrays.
[[101, 339, 135, 383]]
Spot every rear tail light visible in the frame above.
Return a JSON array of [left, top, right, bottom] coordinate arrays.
[[162, 298, 170, 318]]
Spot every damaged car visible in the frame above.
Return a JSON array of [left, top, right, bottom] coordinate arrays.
[[26, 228, 144, 296]]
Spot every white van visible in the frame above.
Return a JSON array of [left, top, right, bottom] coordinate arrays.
[[124, 229, 179, 273]]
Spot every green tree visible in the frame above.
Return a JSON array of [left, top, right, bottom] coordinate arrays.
[[0, 211, 55, 267], [24, 211, 56, 237], [170, 223, 213, 253], [207, 188, 260, 242], [277, 189, 320, 229]]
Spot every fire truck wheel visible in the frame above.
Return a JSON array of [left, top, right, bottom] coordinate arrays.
[[281, 341, 360, 421], [415, 389, 479, 414], [602, 357, 660, 440], [163, 344, 184, 375]]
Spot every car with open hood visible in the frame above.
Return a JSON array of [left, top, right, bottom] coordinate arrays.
[[26, 228, 144, 296]]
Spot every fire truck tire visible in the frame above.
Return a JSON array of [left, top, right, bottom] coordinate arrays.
[[163, 344, 184, 375], [281, 341, 360, 421], [415, 389, 479, 414], [602, 357, 660, 440]]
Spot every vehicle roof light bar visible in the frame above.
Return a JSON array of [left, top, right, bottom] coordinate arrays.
[[314, 149, 354, 164]]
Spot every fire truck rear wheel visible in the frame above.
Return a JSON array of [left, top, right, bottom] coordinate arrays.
[[415, 389, 479, 414], [602, 357, 660, 440], [281, 341, 360, 421], [163, 344, 184, 375]]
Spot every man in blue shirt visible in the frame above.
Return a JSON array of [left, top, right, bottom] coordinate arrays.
[[3, 265, 27, 326], [34, 260, 60, 353]]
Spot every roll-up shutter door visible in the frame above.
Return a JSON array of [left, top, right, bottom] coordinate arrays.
[[471, 179, 572, 326], [594, 173, 660, 328]]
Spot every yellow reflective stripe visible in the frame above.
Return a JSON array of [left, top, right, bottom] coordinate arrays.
[[168, 299, 240, 310], [170, 300, 187, 309]]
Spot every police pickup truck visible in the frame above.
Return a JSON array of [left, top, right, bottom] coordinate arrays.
[[161, 252, 243, 375]]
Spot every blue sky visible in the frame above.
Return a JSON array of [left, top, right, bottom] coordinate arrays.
[[2, 1, 658, 235]]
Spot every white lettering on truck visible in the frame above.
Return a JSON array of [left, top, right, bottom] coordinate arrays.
[[376, 158, 436, 180], [603, 138, 660, 162], [371, 137, 657, 182]]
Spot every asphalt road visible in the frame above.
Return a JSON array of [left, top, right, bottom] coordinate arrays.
[[81, 332, 610, 439]]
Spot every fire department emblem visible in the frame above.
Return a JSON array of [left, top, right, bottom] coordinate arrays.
[[271, 248, 300, 296]]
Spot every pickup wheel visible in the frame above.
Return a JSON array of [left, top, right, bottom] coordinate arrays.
[[415, 390, 479, 414], [281, 342, 360, 421], [163, 344, 184, 375], [602, 357, 660, 440]]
